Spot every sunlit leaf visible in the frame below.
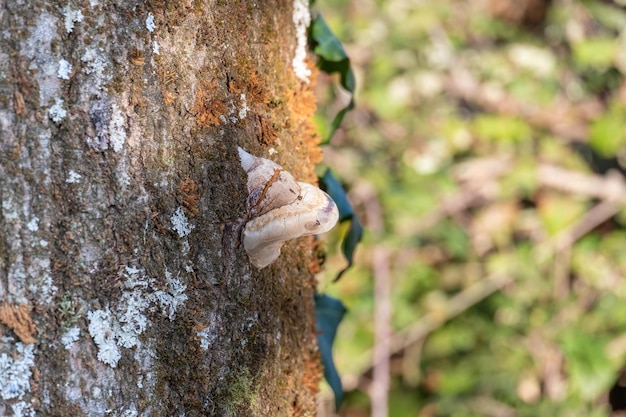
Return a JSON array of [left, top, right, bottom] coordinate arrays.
[[560, 330, 616, 400], [473, 114, 532, 143], [537, 193, 587, 236], [589, 103, 626, 158], [573, 38, 618, 70]]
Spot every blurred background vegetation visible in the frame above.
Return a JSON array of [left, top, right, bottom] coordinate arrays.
[[313, 0, 626, 416]]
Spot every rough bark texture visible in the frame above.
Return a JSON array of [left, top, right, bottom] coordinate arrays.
[[0, 0, 323, 416]]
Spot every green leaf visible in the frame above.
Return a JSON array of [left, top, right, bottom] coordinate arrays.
[[573, 38, 617, 70], [315, 293, 347, 410], [589, 103, 626, 157], [312, 18, 348, 63], [321, 169, 353, 222], [473, 114, 532, 143], [320, 169, 364, 281], [309, 14, 356, 144], [560, 330, 616, 400], [586, 2, 626, 32]]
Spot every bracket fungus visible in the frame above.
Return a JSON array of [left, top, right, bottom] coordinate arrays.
[[238, 147, 339, 268]]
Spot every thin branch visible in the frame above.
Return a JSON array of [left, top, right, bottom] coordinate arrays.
[[358, 182, 391, 417], [537, 165, 626, 203], [371, 246, 391, 417]]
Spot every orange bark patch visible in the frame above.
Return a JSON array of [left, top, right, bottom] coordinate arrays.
[[192, 81, 228, 127], [302, 349, 322, 399], [285, 62, 323, 181], [245, 71, 270, 106], [13, 89, 27, 117], [179, 176, 200, 216], [227, 77, 243, 95], [128, 47, 146, 67], [193, 80, 228, 127], [0, 303, 37, 344], [256, 115, 279, 145]]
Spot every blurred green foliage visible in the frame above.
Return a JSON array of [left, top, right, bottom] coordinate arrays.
[[314, 0, 626, 416]]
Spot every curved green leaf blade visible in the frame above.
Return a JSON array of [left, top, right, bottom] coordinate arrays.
[[309, 14, 356, 144], [315, 293, 347, 410], [320, 169, 363, 281]]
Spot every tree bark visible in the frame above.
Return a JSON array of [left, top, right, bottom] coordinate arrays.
[[0, 0, 323, 415]]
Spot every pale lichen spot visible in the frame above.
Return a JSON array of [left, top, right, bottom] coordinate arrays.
[[292, 0, 311, 82], [0, 341, 36, 401], [109, 103, 126, 153], [49, 98, 67, 123], [62, 326, 80, 350], [146, 12, 156, 33], [26, 217, 39, 232], [171, 207, 194, 237], [238, 93, 249, 120], [197, 325, 218, 350], [65, 170, 82, 184], [62, 6, 84, 33], [81, 48, 110, 93], [57, 59, 72, 80], [87, 309, 121, 367]]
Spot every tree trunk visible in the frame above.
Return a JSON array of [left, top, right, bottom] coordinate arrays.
[[0, 1, 323, 415]]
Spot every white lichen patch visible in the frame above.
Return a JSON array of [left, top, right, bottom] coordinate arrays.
[[115, 266, 154, 349], [11, 401, 35, 417], [152, 271, 188, 321], [121, 406, 139, 417], [57, 59, 72, 80], [292, 0, 311, 82], [108, 103, 126, 153], [62, 326, 81, 350], [238, 93, 249, 120], [171, 207, 194, 237], [87, 309, 121, 367], [26, 217, 39, 232], [152, 40, 160, 55], [49, 98, 67, 123], [88, 266, 188, 367], [62, 5, 84, 33], [0, 340, 35, 400], [116, 302, 149, 348], [65, 170, 82, 183], [145, 12, 156, 33], [81, 48, 110, 93], [196, 325, 217, 351]]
